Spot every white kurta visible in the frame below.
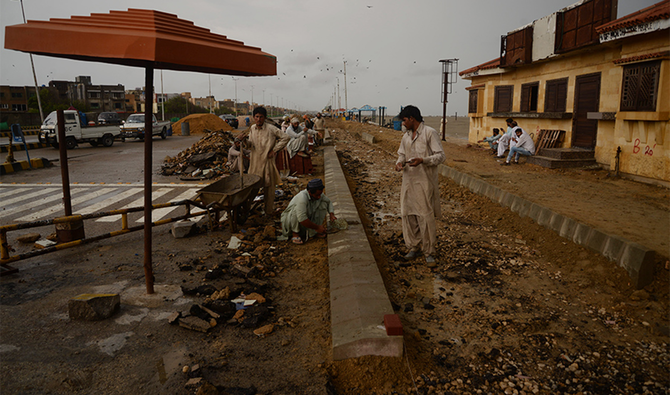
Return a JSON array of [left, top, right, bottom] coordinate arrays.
[[396, 123, 446, 255], [497, 126, 519, 156]]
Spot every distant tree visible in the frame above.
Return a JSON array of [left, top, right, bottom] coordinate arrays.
[[164, 96, 209, 114]]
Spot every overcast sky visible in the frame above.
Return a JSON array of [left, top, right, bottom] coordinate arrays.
[[0, 0, 657, 116]]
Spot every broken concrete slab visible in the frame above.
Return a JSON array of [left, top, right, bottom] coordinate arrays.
[[171, 220, 195, 238], [178, 315, 212, 333], [17, 233, 40, 243], [68, 293, 120, 321]]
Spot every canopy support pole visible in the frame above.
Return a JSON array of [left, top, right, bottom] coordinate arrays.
[[144, 66, 155, 294]]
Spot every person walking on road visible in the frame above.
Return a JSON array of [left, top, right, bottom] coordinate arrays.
[[241, 106, 289, 216], [394, 105, 446, 264]]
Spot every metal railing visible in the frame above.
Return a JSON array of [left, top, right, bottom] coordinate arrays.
[[0, 199, 211, 268]]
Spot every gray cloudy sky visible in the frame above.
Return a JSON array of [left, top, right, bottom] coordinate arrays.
[[0, 0, 656, 116]]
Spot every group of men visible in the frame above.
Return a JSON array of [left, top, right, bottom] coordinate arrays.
[[478, 118, 536, 165], [229, 105, 443, 264]]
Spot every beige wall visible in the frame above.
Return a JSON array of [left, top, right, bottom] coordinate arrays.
[[465, 30, 669, 182]]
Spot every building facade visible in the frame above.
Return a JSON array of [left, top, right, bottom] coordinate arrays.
[[460, 0, 669, 183]]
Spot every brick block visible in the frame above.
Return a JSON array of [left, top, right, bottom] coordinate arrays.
[[68, 293, 120, 321], [384, 314, 403, 336]]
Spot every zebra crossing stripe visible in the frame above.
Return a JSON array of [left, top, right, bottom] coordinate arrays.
[[16, 188, 117, 222], [0, 188, 72, 220], [136, 189, 199, 223], [78, 188, 143, 215], [0, 187, 30, 200], [96, 188, 172, 223]]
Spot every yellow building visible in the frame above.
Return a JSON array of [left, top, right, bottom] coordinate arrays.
[[461, 0, 669, 184]]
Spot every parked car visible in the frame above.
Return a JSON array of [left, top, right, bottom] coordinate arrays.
[[97, 112, 122, 125], [119, 114, 171, 140], [219, 114, 239, 129]]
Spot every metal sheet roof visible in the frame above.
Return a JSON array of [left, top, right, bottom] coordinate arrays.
[[4, 8, 276, 76]]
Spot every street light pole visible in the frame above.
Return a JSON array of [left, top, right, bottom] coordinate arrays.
[[232, 77, 238, 116]]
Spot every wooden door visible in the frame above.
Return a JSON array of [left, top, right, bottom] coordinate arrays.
[[572, 73, 601, 149]]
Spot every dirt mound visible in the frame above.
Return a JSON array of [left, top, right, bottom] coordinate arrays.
[[172, 113, 233, 135]]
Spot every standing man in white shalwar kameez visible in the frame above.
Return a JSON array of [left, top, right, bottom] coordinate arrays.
[[242, 107, 289, 216], [394, 105, 446, 264]]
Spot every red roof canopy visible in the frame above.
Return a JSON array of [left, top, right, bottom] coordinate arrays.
[[4, 8, 276, 76]]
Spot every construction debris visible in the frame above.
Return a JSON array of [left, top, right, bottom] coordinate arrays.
[[161, 130, 236, 179]]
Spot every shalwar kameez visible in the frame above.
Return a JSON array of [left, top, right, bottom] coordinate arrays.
[[247, 122, 289, 214], [396, 123, 446, 256], [281, 189, 334, 239]]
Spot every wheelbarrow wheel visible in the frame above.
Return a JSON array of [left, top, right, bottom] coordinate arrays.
[[236, 207, 249, 225]]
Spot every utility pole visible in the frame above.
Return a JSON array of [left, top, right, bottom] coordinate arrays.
[[343, 60, 348, 112], [160, 70, 165, 121], [232, 77, 238, 116], [208, 74, 213, 114], [439, 58, 459, 141], [336, 78, 341, 116], [20, 0, 43, 122]]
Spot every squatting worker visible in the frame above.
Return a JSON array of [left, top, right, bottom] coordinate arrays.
[[281, 178, 336, 244], [394, 105, 446, 264], [227, 138, 251, 172], [242, 106, 289, 216]]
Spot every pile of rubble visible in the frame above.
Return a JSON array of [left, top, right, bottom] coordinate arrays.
[[172, 113, 233, 135], [160, 130, 237, 179]]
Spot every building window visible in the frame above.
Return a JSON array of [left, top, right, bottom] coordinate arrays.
[[520, 82, 539, 112], [1, 104, 9, 109], [11, 92, 23, 98], [494, 85, 513, 113], [91, 102, 100, 109], [89, 92, 100, 99], [621, 60, 661, 112], [114, 103, 122, 110], [11, 104, 27, 111], [468, 90, 478, 114], [545, 78, 568, 112]]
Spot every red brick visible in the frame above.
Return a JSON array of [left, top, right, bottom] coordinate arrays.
[[384, 314, 403, 336]]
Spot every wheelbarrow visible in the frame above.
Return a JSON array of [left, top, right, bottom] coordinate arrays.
[[195, 173, 262, 232]]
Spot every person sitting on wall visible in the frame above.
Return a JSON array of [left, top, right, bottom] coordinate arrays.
[[477, 128, 502, 154], [496, 118, 518, 158], [281, 178, 337, 244], [501, 127, 535, 165]]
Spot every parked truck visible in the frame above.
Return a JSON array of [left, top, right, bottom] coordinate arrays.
[[119, 114, 171, 140], [39, 110, 119, 149]]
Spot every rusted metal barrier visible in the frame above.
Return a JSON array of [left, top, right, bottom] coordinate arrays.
[[0, 199, 211, 271]]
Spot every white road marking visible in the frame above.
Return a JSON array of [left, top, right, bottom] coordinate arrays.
[[136, 189, 199, 223], [16, 188, 117, 222], [96, 188, 172, 222], [78, 188, 143, 215]]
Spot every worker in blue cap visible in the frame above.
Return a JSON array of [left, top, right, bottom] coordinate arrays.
[[281, 178, 337, 244]]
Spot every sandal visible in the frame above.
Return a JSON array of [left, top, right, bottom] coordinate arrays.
[[291, 236, 303, 244]]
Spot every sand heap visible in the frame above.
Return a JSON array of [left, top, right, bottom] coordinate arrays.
[[161, 130, 237, 179], [172, 113, 233, 135]]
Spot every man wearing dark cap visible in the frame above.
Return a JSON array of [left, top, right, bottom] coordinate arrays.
[[281, 178, 337, 244]]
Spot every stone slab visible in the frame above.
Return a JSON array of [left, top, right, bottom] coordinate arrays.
[[68, 293, 120, 321], [324, 146, 403, 360]]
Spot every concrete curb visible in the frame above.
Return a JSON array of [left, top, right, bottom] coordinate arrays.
[[0, 142, 50, 153], [437, 164, 656, 289], [323, 146, 403, 360], [1, 158, 51, 175]]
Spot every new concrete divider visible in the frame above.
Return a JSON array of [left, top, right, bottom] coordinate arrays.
[[323, 146, 403, 360], [437, 164, 655, 289]]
